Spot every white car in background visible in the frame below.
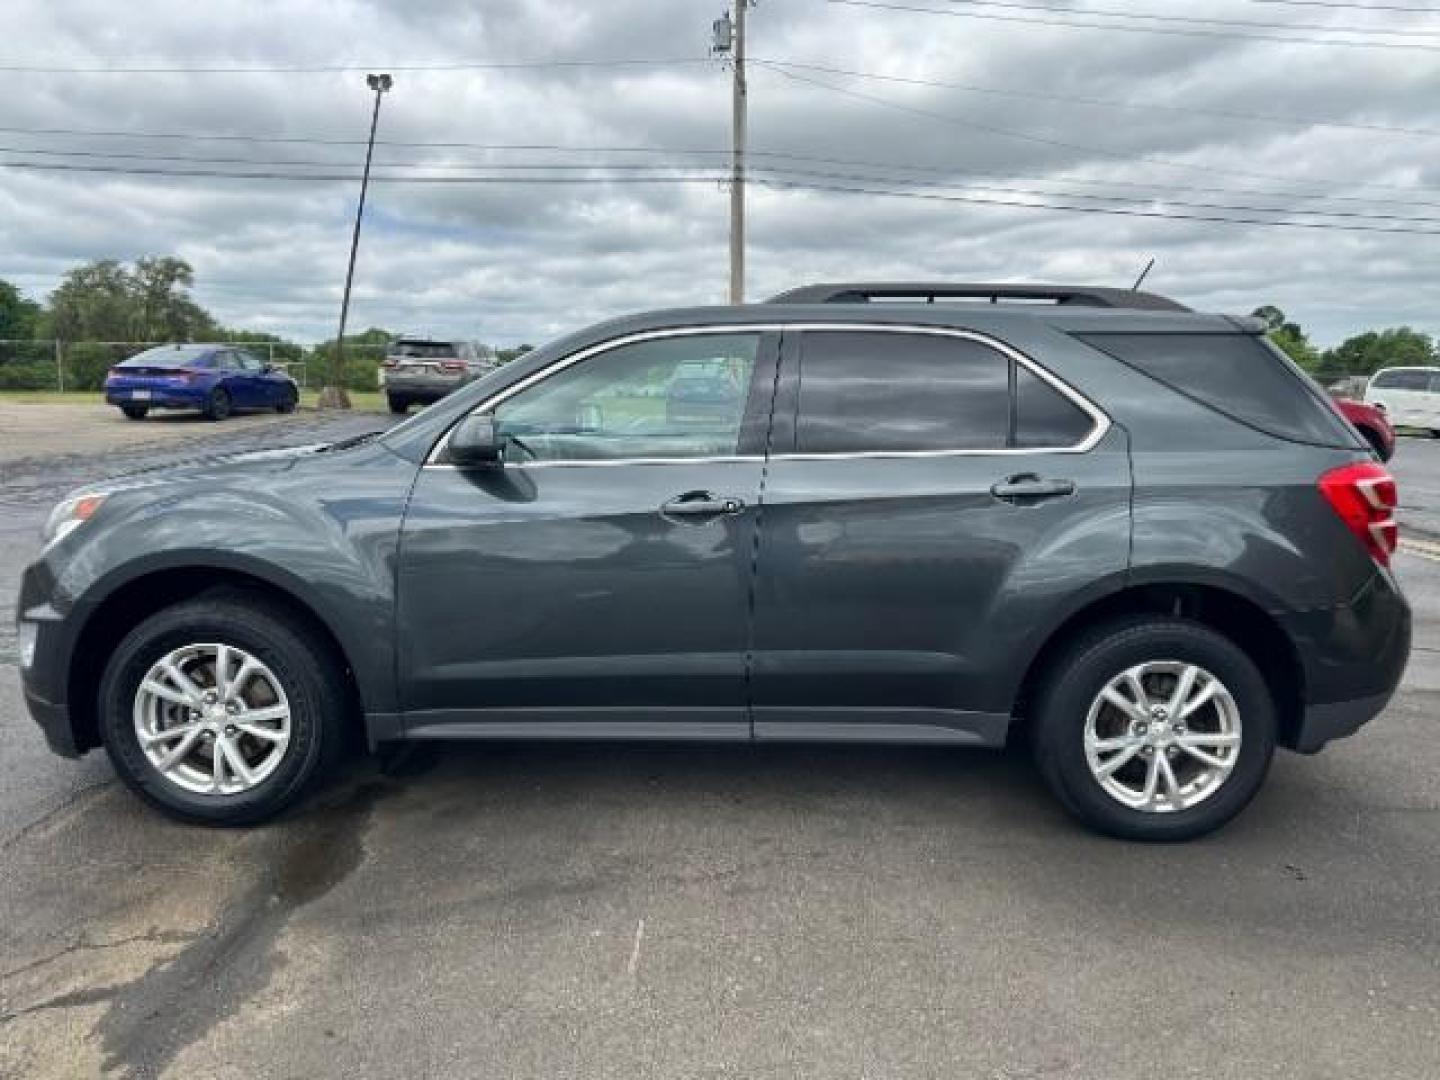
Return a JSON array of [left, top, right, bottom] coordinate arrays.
[[1364, 366, 1440, 436]]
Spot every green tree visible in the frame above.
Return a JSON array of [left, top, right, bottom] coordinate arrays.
[[496, 343, 534, 365], [49, 259, 134, 341], [0, 279, 42, 339], [1251, 305, 1286, 333], [131, 256, 216, 341], [1268, 325, 1321, 372], [47, 257, 217, 342], [1322, 328, 1436, 376], [310, 327, 394, 390], [1251, 306, 1320, 371]]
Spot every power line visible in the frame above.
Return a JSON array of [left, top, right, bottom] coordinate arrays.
[[760, 59, 1440, 139], [826, 0, 1440, 50], [752, 176, 1440, 234], [8, 141, 1440, 214], [0, 56, 715, 74], [756, 61, 1440, 195], [931, 0, 1440, 37], [5, 156, 1440, 234], [1244, 1, 1440, 11], [754, 164, 1440, 224], [0, 160, 731, 183], [8, 126, 1440, 212]]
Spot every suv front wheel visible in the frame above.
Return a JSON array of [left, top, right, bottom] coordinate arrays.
[[98, 592, 348, 825], [1032, 617, 1276, 841]]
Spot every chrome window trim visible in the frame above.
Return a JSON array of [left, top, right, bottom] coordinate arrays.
[[424, 322, 1110, 468]]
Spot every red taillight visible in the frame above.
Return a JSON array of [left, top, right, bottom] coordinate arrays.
[[104, 367, 120, 384], [439, 360, 465, 373], [382, 359, 398, 369], [1319, 462, 1398, 566]]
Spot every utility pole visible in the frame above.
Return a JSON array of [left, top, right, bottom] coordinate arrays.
[[320, 72, 393, 410], [714, 4, 750, 304]]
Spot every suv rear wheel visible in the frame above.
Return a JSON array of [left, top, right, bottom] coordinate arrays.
[[387, 394, 409, 415], [97, 592, 348, 825], [1031, 617, 1276, 841]]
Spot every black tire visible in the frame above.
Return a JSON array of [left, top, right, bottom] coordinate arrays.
[[97, 592, 349, 825], [387, 394, 409, 415], [1031, 617, 1276, 841], [203, 387, 232, 421], [276, 386, 298, 414], [120, 405, 149, 420]]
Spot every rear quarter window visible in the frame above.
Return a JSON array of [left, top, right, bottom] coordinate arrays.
[[1075, 332, 1357, 447]]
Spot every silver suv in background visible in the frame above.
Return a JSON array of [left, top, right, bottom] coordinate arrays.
[[381, 337, 495, 414]]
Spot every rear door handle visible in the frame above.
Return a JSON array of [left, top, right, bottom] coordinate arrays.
[[660, 491, 746, 521], [990, 474, 1076, 503]]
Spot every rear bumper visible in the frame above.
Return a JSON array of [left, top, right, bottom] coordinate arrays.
[[105, 388, 207, 409], [1280, 568, 1411, 753], [382, 374, 465, 401], [1292, 691, 1395, 754]]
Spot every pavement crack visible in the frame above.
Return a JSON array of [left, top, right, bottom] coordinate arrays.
[[0, 780, 115, 853], [0, 929, 200, 983]]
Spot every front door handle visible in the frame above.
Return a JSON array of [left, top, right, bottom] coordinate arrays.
[[660, 491, 746, 521], [990, 473, 1077, 503]]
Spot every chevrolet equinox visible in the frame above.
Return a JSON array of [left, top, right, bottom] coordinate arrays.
[[17, 283, 1411, 840]]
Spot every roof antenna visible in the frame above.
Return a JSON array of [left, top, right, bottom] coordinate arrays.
[[1131, 257, 1155, 291]]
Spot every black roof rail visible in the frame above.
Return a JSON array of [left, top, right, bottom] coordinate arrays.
[[765, 282, 1191, 312]]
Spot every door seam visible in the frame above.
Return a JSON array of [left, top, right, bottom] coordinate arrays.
[[743, 332, 787, 739]]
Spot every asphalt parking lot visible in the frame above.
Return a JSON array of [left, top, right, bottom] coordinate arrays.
[[2, 407, 1438, 1079]]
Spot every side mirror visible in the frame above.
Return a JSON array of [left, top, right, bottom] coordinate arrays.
[[449, 414, 504, 468], [262, 363, 276, 373]]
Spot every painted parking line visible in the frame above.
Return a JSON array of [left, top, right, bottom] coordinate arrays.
[[1400, 536, 1440, 564]]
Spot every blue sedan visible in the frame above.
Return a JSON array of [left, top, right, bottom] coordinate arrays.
[[104, 344, 299, 421]]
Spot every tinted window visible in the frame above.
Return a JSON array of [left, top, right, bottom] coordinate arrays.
[[119, 345, 213, 368], [1015, 364, 1094, 448], [1076, 332, 1355, 447], [1373, 369, 1433, 391], [797, 332, 1011, 452], [494, 333, 759, 462], [391, 341, 457, 359]]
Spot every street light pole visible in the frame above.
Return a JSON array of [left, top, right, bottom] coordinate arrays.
[[320, 72, 392, 410]]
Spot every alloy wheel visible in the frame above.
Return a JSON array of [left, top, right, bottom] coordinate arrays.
[[132, 642, 291, 795], [1083, 660, 1242, 813]]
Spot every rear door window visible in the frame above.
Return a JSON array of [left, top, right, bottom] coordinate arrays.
[[1015, 364, 1095, 448], [1076, 332, 1356, 447], [1373, 369, 1429, 391], [796, 332, 1011, 453], [794, 330, 1098, 453]]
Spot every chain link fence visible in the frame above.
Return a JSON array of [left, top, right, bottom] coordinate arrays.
[[0, 340, 388, 393]]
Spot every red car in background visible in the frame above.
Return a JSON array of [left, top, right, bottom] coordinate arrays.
[[1333, 397, 1395, 461]]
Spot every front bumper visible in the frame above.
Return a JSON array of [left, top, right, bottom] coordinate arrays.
[[23, 685, 80, 758], [17, 558, 92, 758]]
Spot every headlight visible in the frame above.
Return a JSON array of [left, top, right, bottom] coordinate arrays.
[[41, 493, 107, 550]]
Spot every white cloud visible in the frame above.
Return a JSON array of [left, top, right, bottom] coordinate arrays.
[[2, 0, 1439, 347]]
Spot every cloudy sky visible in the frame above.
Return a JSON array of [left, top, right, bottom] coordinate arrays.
[[4, 0, 1440, 348]]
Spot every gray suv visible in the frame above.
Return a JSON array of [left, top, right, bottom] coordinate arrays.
[[17, 284, 1410, 839], [381, 336, 494, 414]]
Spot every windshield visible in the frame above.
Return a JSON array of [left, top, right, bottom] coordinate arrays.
[[119, 345, 214, 368]]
